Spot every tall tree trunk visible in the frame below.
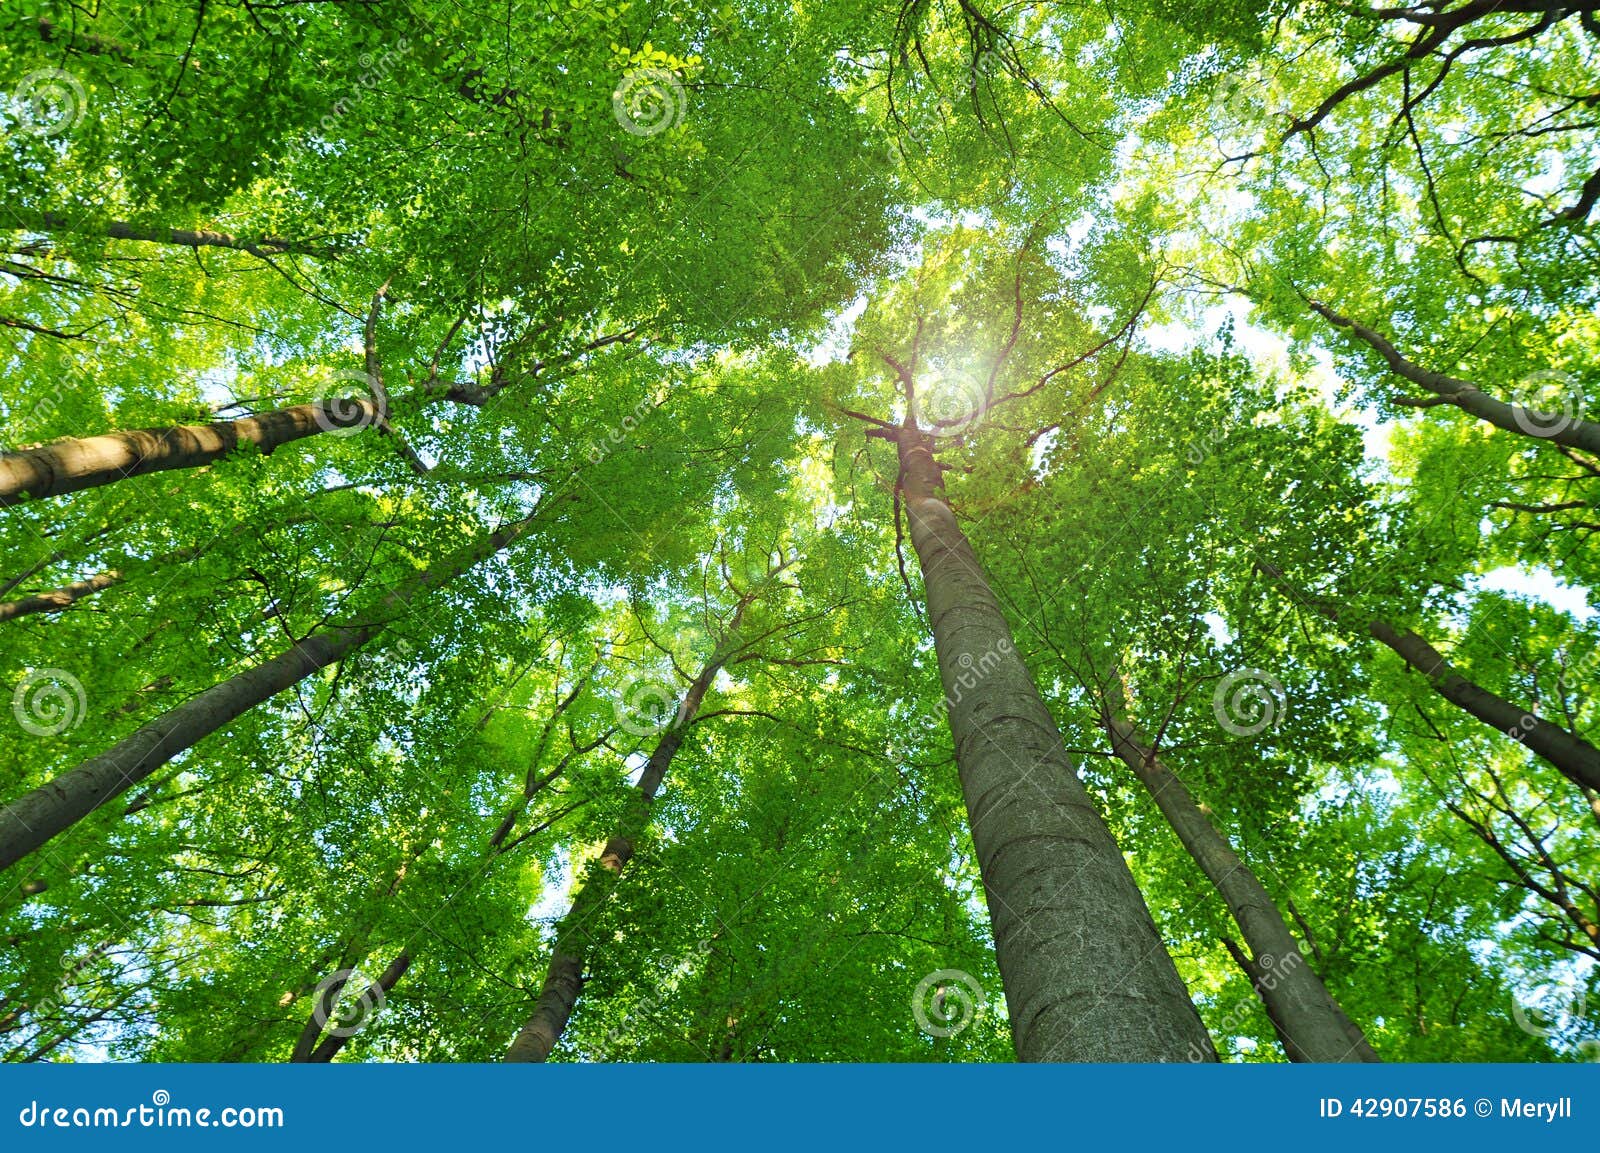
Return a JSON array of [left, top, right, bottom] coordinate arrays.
[[0, 570, 124, 622], [4, 208, 336, 259], [1101, 707, 1379, 1062], [0, 514, 539, 872], [291, 951, 413, 1063], [1259, 562, 1600, 794], [504, 643, 736, 1062], [1366, 620, 1600, 794], [0, 332, 627, 506], [889, 426, 1215, 1062], [1308, 300, 1600, 455], [0, 401, 382, 506]]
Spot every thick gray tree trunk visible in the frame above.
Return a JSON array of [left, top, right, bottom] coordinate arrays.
[[0, 514, 539, 871], [892, 428, 1215, 1062], [0, 402, 382, 506], [504, 648, 730, 1062], [1102, 711, 1379, 1062]]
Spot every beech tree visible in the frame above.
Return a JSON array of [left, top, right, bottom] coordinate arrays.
[[1, 0, 1595, 1065]]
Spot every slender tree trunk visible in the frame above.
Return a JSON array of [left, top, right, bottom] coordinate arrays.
[[0, 332, 627, 506], [1367, 620, 1600, 794], [1308, 300, 1600, 455], [1258, 562, 1600, 794], [291, 951, 412, 1063], [505, 646, 734, 1062], [889, 426, 1215, 1062], [0, 571, 124, 622], [4, 208, 335, 259], [0, 514, 539, 872], [1102, 711, 1379, 1062]]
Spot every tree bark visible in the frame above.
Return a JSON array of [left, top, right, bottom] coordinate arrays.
[[0, 401, 383, 506], [0, 330, 629, 506], [0, 570, 124, 622], [1103, 712, 1379, 1062], [504, 645, 732, 1062], [0, 514, 539, 872], [890, 427, 1215, 1062], [1308, 300, 1600, 456], [1367, 620, 1600, 794], [1259, 562, 1600, 796], [4, 208, 335, 259]]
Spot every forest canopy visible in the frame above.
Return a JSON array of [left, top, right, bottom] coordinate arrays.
[[0, 0, 1596, 1064]]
